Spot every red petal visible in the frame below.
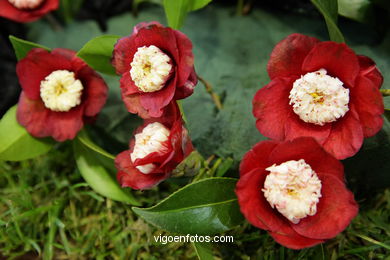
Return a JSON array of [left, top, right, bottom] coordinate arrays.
[[132, 21, 164, 35], [112, 36, 136, 75], [66, 51, 108, 117], [358, 55, 383, 88], [17, 92, 51, 138], [52, 48, 76, 60], [239, 140, 278, 176], [174, 68, 197, 100], [269, 231, 324, 250], [302, 42, 360, 88], [173, 30, 195, 87], [0, 0, 58, 23], [323, 107, 364, 159], [121, 92, 151, 119], [139, 77, 177, 118], [16, 48, 72, 100], [76, 65, 108, 117], [285, 113, 331, 145], [115, 150, 170, 190], [268, 137, 344, 181], [293, 174, 358, 239], [17, 92, 84, 141], [120, 72, 141, 96], [267, 34, 319, 79], [253, 77, 295, 140], [236, 168, 292, 232], [352, 75, 384, 138]]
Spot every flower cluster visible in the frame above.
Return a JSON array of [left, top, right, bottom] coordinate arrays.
[[10, 17, 385, 251], [235, 33, 384, 249], [112, 22, 197, 189]]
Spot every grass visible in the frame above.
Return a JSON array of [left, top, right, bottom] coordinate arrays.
[[1, 143, 389, 259]]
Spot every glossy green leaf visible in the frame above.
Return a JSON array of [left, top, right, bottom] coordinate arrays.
[[190, 0, 212, 11], [77, 129, 115, 160], [73, 138, 140, 205], [338, 0, 372, 23], [132, 177, 244, 235], [163, 0, 212, 29], [0, 106, 53, 161], [311, 0, 345, 42], [193, 242, 214, 260], [76, 35, 121, 75], [9, 35, 50, 60]]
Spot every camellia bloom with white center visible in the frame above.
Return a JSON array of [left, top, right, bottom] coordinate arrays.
[[0, 0, 58, 23], [130, 45, 173, 93], [253, 33, 384, 159], [16, 48, 108, 141], [115, 102, 194, 190], [112, 21, 198, 119], [263, 159, 322, 224], [130, 122, 170, 174], [236, 137, 358, 250]]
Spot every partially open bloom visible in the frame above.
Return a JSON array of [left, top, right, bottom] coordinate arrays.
[[253, 33, 384, 159], [112, 21, 197, 118], [0, 0, 59, 23], [236, 137, 358, 249], [16, 48, 108, 141], [115, 102, 193, 190]]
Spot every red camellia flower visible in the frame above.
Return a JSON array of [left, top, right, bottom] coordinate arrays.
[[236, 137, 358, 249], [112, 21, 198, 119], [115, 102, 193, 190], [0, 0, 59, 23], [16, 48, 108, 141], [253, 33, 384, 159]]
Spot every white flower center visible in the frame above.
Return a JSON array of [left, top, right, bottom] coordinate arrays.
[[263, 159, 322, 224], [8, 0, 44, 9], [130, 122, 170, 174], [130, 45, 172, 93], [289, 69, 350, 126], [40, 70, 83, 112]]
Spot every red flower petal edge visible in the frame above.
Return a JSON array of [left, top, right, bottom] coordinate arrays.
[[253, 33, 384, 160], [0, 0, 59, 23], [16, 48, 108, 141], [115, 102, 194, 190], [112, 21, 198, 119], [236, 137, 358, 249]]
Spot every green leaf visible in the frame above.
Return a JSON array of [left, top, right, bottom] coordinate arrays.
[[338, 0, 373, 23], [189, 0, 212, 11], [163, 0, 212, 29], [72, 138, 140, 205], [76, 35, 121, 75], [77, 129, 115, 161], [132, 177, 244, 235], [193, 242, 215, 260], [0, 106, 53, 161], [76, 128, 117, 173], [9, 35, 50, 60], [311, 0, 345, 42]]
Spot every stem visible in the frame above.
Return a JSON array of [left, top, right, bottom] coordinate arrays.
[[236, 0, 244, 16], [198, 76, 223, 111], [177, 100, 188, 124], [45, 13, 63, 31], [380, 89, 390, 96]]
